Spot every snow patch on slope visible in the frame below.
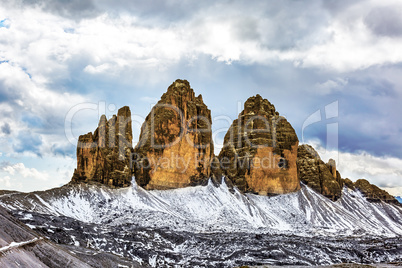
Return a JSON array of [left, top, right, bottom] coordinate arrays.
[[0, 238, 42, 253]]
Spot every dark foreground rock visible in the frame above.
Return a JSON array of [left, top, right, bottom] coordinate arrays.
[[0, 205, 142, 267], [10, 210, 402, 267], [0, 205, 88, 267]]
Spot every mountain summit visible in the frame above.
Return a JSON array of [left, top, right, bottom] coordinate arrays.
[[219, 94, 300, 195], [133, 79, 214, 189], [68, 79, 399, 204]]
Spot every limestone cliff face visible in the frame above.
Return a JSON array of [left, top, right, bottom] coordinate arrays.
[[71, 106, 133, 188], [296, 144, 343, 201], [133, 79, 214, 190], [219, 95, 300, 195]]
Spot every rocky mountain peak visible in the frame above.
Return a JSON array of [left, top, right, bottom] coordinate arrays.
[[297, 144, 400, 204], [242, 94, 278, 117], [168, 79, 191, 92], [70, 106, 132, 188], [67, 80, 399, 206], [162, 79, 196, 106], [133, 79, 214, 189], [298, 144, 321, 160], [219, 94, 300, 195]]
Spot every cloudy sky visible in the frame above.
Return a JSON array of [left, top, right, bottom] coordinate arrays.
[[1, 0, 402, 195]]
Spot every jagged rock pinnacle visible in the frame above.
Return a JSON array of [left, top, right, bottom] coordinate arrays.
[[219, 94, 300, 195], [133, 79, 215, 189]]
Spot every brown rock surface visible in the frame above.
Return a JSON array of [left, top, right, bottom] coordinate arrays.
[[210, 155, 223, 186], [342, 178, 355, 190], [296, 144, 342, 201], [354, 179, 399, 205], [219, 94, 300, 195], [133, 79, 214, 189], [70, 106, 133, 188]]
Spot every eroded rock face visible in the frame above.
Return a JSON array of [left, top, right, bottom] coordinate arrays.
[[133, 79, 214, 190], [354, 179, 399, 205], [71, 106, 133, 188], [296, 144, 399, 204], [296, 144, 343, 201], [219, 95, 300, 195], [343, 178, 355, 191]]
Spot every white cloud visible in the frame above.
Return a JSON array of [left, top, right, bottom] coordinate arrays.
[[2, 163, 49, 181], [0, 176, 11, 187], [185, 0, 402, 71], [1, 0, 402, 194], [139, 96, 159, 104], [382, 187, 402, 197], [315, 78, 348, 95], [0, 157, 75, 192], [0, 61, 88, 156], [2, 0, 402, 82]]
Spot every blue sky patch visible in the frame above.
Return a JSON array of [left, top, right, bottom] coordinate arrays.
[[22, 67, 32, 79], [0, 19, 9, 28], [64, 28, 75, 34], [22, 114, 44, 128], [13, 131, 43, 157]]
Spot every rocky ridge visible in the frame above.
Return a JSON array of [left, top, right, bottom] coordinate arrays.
[[296, 144, 343, 201], [68, 79, 398, 203], [1, 182, 402, 266], [297, 144, 399, 204], [354, 179, 399, 205]]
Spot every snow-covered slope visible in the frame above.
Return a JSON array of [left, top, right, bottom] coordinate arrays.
[[2, 180, 402, 266], [1, 179, 402, 237]]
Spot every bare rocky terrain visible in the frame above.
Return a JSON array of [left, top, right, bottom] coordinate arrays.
[[1, 181, 401, 267], [0, 204, 142, 267]]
